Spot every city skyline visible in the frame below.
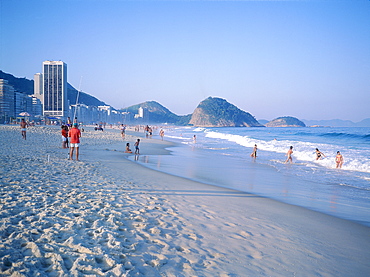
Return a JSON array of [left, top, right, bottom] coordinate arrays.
[[1, 0, 369, 121]]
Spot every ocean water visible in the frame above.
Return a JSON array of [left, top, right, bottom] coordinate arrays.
[[131, 127, 370, 226]]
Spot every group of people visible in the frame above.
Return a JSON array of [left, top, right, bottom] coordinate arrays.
[[250, 144, 344, 168], [144, 125, 154, 138], [18, 117, 81, 160], [61, 123, 81, 161], [61, 118, 81, 161], [125, 139, 140, 155]]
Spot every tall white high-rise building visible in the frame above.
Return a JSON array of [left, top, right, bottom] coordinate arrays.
[[33, 73, 43, 103], [42, 61, 68, 118]]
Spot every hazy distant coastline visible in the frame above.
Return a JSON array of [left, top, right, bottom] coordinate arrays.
[[1, 70, 369, 127]]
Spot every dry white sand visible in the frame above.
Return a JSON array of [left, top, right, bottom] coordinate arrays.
[[0, 125, 369, 276]]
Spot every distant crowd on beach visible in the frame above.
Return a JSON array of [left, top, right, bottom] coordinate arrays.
[[18, 119, 345, 169], [250, 144, 344, 168]]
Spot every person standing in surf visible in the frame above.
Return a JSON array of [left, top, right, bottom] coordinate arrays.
[[134, 139, 140, 155], [250, 144, 257, 159], [335, 151, 344, 168], [315, 148, 326, 160], [285, 146, 293, 164]]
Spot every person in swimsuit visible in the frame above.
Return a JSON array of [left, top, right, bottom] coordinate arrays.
[[285, 146, 293, 164], [335, 151, 344, 168], [20, 119, 28, 140], [315, 148, 326, 160], [134, 139, 140, 154], [125, 143, 132, 153], [67, 117, 72, 129], [250, 144, 257, 159], [121, 124, 126, 139]]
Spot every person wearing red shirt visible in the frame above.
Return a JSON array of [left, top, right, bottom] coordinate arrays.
[[68, 123, 81, 161], [61, 125, 68, 149]]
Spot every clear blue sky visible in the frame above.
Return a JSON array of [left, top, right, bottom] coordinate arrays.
[[1, 0, 369, 121]]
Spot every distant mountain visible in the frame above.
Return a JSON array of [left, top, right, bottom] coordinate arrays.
[[189, 97, 263, 127], [302, 118, 370, 127], [258, 119, 269, 125], [122, 101, 191, 125], [357, 118, 370, 127], [266, 116, 306, 127], [67, 83, 107, 107], [0, 70, 107, 107], [0, 70, 34, 95]]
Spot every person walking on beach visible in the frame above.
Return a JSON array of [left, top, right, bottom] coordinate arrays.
[[250, 144, 258, 159], [134, 139, 140, 154], [20, 118, 28, 140], [121, 124, 126, 139], [315, 148, 326, 160], [285, 146, 293, 164], [159, 129, 164, 141], [125, 143, 132, 153], [68, 123, 81, 161], [335, 151, 344, 168]]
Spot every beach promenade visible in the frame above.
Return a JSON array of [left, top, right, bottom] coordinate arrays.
[[0, 125, 369, 276]]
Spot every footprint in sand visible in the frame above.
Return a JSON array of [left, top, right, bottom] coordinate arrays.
[[248, 251, 264, 260], [231, 230, 254, 240], [185, 233, 200, 240]]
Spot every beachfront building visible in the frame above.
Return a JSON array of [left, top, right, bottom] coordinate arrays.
[[134, 107, 144, 119], [69, 104, 124, 124], [0, 79, 15, 122], [30, 96, 43, 117], [70, 103, 94, 124], [97, 105, 112, 123], [15, 91, 33, 117], [0, 79, 42, 123], [42, 61, 68, 118]]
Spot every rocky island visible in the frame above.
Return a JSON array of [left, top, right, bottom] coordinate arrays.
[[265, 116, 306, 127], [189, 97, 264, 127]]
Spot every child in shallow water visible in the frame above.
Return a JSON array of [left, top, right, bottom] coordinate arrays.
[[134, 139, 140, 154]]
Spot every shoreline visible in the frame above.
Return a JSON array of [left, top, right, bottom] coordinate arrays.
[[1, 125, 369, 276], [127, 132, 370, 227], [88, 136, 370, 276]]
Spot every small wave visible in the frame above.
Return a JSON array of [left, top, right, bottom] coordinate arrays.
[[338, 183, 370, 191], [194, 127, 207, 132], [320, 132, 370, 141], [166, 135, 191, 140]]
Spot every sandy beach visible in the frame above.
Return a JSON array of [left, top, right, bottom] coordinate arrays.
[[0, 125, 369, 276]]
